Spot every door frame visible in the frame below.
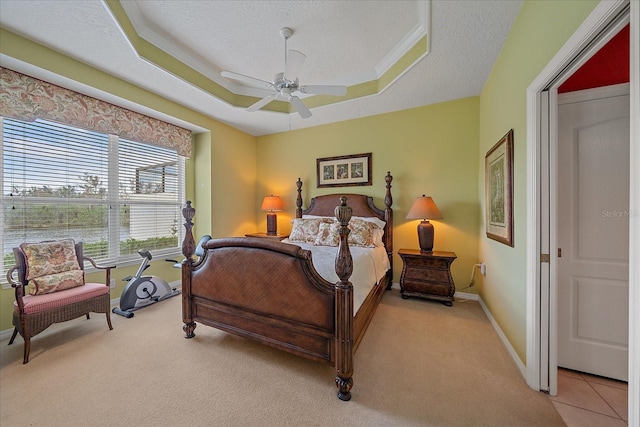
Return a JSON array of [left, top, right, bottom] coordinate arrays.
[[525, 0, 639, 423]]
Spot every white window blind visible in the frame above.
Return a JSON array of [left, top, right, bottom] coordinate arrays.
[[118, 138, 183, 257], [1, 117, 185, 287]]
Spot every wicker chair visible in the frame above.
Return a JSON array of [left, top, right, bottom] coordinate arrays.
[[6, 240, 115, 364]]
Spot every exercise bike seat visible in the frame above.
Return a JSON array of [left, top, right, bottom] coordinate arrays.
[[168, 234, 211, 268]]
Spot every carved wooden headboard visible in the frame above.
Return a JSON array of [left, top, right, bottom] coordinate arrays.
[[294, 171, 394, 271]]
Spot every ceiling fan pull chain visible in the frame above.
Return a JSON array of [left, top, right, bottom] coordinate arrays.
[[284, 33, 288, 68], [281, 26, 293, 76]]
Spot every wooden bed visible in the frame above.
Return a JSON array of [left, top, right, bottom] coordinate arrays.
[[180, 172, 393, 401]]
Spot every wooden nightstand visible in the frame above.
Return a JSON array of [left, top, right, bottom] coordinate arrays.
[[244, 232, 289, 241], [398, 249, 457, 306]]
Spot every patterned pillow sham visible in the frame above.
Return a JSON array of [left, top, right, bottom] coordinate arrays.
[[312, 218, 381, 248], [289, 218, 332, 242], [372, 227, 385, 247], [305, 214, 386, 231], [304, 215, 385, 247], [314, 222, 339, 246], [352, 216, 386, 231], [20, 239, 85, 295], [347, 218, 377, 248]]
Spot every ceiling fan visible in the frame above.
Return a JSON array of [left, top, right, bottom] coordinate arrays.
[[221, 27, 347, 119]]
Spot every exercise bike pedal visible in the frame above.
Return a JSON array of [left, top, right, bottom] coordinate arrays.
[[112, 307, 134, 318]]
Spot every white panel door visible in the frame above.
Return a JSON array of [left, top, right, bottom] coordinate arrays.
[[557, 86, 629, 381]]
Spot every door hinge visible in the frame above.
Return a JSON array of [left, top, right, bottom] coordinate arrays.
[[558, 248, 562, 258], [541, 254, 550, 263]]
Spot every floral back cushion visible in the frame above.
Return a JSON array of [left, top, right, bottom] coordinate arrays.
[[20, 239, 85, 295]]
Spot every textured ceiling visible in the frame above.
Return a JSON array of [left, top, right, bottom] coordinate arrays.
[[0, 0, 523, 136]]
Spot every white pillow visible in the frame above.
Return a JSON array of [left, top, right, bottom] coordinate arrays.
[[302, 214, 333, 221]]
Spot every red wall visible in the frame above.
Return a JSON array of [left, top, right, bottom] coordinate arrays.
[[559, 24, 629, 93]]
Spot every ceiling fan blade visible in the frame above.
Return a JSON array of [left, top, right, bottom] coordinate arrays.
[[247, 94, 277, 112], [299, 85, 347, 96], [221, 71, 274, 89], [289, 96, 312, 119], [284, 50, 306, 80]]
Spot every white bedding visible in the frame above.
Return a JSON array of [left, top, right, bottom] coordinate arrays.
[[282, 239, 390, 313]]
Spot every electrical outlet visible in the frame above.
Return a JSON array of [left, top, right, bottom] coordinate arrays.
[[480, 263, 486, 276], [110, 278, 116, 288]]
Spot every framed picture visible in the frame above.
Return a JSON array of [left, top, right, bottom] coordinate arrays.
[[485, 129, 514, 247], [317, 153, 372, 188]]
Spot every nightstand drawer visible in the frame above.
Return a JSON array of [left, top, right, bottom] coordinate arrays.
[[402, 280, 451, 297], [404, 267, 450, 284], [405, 256, 450, 270]]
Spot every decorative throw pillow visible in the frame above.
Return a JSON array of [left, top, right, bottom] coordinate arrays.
[[371, 227, 385, 247], [289, 218, 333, 242], [289, 218, 320, 242], [20, 239, 85, 295], [352, 216, 386, 230], [302, 215, 335, 221], [347, 218, 377, 248], [313, 222, 339, 246]]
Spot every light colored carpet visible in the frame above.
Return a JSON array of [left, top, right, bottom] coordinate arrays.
[[0, 290, 565, 426]]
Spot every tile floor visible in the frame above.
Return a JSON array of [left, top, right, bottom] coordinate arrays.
[[549, 368, 628, 426]]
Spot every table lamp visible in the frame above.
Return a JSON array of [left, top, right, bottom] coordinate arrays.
[[261, 195, 283, 235], [406, 195, 443, 252]]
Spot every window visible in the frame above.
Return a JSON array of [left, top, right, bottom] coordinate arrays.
[[1, 117, 185, 287]]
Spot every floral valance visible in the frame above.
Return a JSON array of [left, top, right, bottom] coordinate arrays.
[[0, 67, 192, 157]]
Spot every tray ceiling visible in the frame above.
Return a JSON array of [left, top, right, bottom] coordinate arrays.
[[0, 0, 523, 136]]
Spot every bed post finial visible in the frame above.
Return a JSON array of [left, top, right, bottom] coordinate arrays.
[[334, 196, 354, 401], [385, 171, 393, 210], [181, 201, 196, 261], [296, 178, 303, 218]]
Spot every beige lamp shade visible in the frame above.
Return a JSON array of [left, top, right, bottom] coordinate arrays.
[[406, 195, 443, 220], [406, 195, 443, 252], [261, 195, 283, 212], [261, 195, 283, 235]]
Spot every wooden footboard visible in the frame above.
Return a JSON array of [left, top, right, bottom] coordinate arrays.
[[180, 173, 393, 401], [186, 237, 336, 361]]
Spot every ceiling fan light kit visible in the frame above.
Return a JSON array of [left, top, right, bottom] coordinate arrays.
[[221, 27, 347, 118]]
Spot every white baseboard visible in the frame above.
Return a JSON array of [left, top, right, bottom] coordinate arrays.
[[391, 285, 524, 379], [455, 291, 479, 301], [0, 327, 13, 341], [477, 296, 527, 379], [456, 292, 526, 379]]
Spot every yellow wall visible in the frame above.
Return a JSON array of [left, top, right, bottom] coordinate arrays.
[[256, 97, 481, 286], [477, 0, 599, 362]]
